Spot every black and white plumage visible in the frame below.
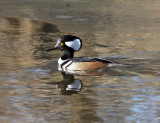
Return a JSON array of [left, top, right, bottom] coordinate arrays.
[[47, 35, 115, 73]]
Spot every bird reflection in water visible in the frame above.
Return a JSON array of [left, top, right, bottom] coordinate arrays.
[[56, 72, 83, 95], [55, 67, 108, 95]]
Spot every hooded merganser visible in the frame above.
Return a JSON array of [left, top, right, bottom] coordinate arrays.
[[47, 35, 115, 73]]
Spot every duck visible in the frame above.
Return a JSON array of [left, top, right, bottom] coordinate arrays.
[[47, 35, 116, 73]]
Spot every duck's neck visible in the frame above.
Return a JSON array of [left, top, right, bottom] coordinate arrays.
[[61, 50, 74, 60]]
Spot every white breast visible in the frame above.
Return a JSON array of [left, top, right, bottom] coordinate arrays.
[[58, 58, 65, 64], [58, 58, 72, 71]]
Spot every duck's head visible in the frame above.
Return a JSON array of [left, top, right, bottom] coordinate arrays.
[[47, 35, 82, 52]]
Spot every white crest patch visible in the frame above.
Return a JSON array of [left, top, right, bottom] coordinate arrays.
[[65, 39, 81, 51]]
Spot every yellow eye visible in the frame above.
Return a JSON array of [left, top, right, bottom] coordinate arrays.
[[60, 43, 63, 45]]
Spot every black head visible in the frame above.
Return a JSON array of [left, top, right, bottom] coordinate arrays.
[[47, 35, 82, 52]]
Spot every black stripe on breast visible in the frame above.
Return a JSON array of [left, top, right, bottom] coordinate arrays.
[[61, 60, 71, 68], [65, 60, 73, 70], [60, 60, 73, 71]]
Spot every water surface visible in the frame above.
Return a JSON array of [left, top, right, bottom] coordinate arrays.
[[0, 1, 160, 122]]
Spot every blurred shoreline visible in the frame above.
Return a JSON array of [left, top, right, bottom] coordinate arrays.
[[1, 0, 160, 33]]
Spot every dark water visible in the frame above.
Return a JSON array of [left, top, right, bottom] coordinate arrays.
[[0, 2, 160, 122]]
